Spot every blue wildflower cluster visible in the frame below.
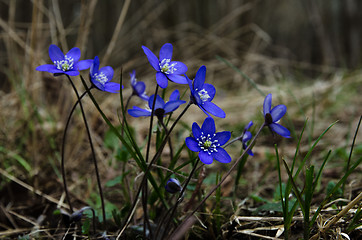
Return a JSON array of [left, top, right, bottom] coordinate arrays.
[[36, 42, 291, 238]]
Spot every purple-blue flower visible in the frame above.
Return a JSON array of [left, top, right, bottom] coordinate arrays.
[[128, 89, 186, 119], [165, 178, 182, 194], [241, 121, 254, 156], [186, 117, 231, 165], [130, 70, 149, 101], [36, 44, 92, 76], [142, 43, 188, 88], [263, 93, 291, 138], [187, 66, 225, 118], [90, 56, 121, 93]]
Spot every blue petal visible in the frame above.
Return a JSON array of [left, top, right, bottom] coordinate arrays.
[[201, 117, 216, 136], [104, 82, 121, 93], [185, 137, 201, 152], [202, 102, 225, 118], [164, 100, 185, 113], [99, 66, 114, 82], [66, 47, 81, 62], [245, 121, 253, 131], [134, 82, 146, 95], [128, 106, 151, 117], [142, 46, 160, 71], [77, 59, 93, 71], [201, 84, 216, 102], [185, 74, 193, 91], [92, 79, 104, 91], [270, 105, 287, 122], [270, 123, 291, 138], [242, 131, 252, 142], [214, 131, 231, 146], [65, 70, 80, 76], [139, 93, 149, 101], [148, 94, 165, 110], [169, 61, 187, 75], [263, 93, 272, 115], [199, 151, 213, 164], [167, 74, 188, 84], [213, 147, 231, 163], [49, 44, 64, 62], [36, 64, 57, 72], [130, 70, 137, 86], [194, 66, 206, 91], [192, 122, 202, 139], [90, 56, 100, 76], [159, 43, 173, 60], [169, 89, 180, 101], [156, 72, 168, 88]]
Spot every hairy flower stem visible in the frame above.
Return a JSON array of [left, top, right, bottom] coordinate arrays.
[[160, 158, 200, 240], [118, 102, 192, 239], [61, 88, 92, 212], [143, 85, 159, 238], [65, 75, 107, 230], [159, 119, 174, 163], [169, 123, 266, 239], [121, 94, 133, 136]]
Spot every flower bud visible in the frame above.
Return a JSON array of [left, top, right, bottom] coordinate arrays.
[[165, 178, 182, 194]]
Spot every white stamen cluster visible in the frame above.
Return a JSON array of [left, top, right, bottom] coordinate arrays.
[[198, 89, 211, 102], [197, 132, 220, 155], [93, 72, 108, 85], [159, 59, 177, 74], [54, 55, 74, 71]]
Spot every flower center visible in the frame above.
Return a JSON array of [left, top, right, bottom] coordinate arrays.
[[265, 113, 273, 125], [159, 59, 177, 74], [93, 72, 108, 85], [197, 89, 211, 102], [54, 55, 74, 71], [197, 133, 219, 155]]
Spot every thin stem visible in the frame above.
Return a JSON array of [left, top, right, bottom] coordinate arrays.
[[159, 119, 174, 163], [169, 122, 266, 239], [65, 75, 107, 230], [143, 85, 159, 239], [121, 94, 133, 136], [61, 88, 92, 212], [161, 159, 200, 240], [117, 102, 192, 239]]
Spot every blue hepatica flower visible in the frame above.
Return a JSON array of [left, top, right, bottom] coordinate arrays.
[[241, 121, 254, 156], [165, 178, 182, 194], [263, 93, 291, 138], [186, 117, 231, 165], [128, 89, 186, 119], [142, 43, 188, 88], [130, 70, 149, 101], [90, 56, 121, 93], [187, 66, 225, 118], [36, 44, 92, 76]]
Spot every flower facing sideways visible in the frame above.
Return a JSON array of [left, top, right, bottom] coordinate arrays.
[[241, 121, 254, 156], [90, 56, 121, 93], [128, 89, 186, 120], [165, 178, 182, 194], [142, 43, 188, 88], [186, 117, 231, 165], [187, 66, 225, 118], [130, 70, 149, 101], [36, 44, 92, 76], [263, 93, 291, 138]]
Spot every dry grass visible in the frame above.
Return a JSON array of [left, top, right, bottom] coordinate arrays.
[[0, 0, 361, 239]]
